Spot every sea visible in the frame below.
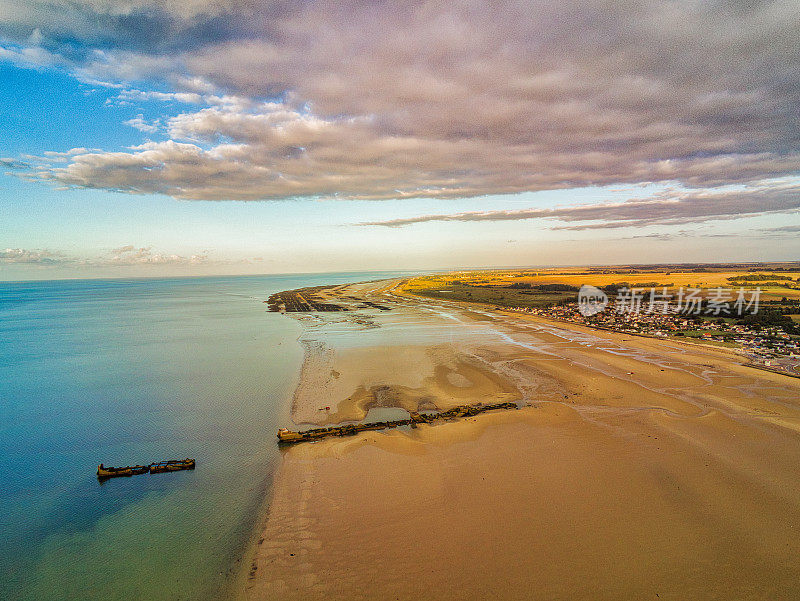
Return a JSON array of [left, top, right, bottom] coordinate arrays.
[[0, 271, 415, 601]]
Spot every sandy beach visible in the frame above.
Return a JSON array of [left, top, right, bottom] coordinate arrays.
[[241, 278, 800, 601]]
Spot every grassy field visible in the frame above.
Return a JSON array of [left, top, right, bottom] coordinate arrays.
[[401, 263, 800, 309], [400, 277, 576, 308]]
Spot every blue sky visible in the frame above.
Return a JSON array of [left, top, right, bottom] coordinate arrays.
[[1, 1, 798, 280]]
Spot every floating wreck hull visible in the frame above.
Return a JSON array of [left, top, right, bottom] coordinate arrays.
[[97, 459, 195, 479], [149, 459, 196, 474], [97, 464, 148, 479], [97, 465, 133, 479]]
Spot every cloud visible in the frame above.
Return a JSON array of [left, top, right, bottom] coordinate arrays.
[[359, 181, 800, 229], [620, 232, 688, 241], [0, 245, 212, 268], [0, 248, 67, 264], [0, 41, 67, 70], [105, 245, 209, 265], [113, 89, 205, 105], [1, 157, 30, 169], [123, 114, 160, 133], [0, 1, 299, 55], [34, 147, 100, 163], [42, 147, 92, 157], [758, 224, 800, 234], [1, 1, 800, 202]]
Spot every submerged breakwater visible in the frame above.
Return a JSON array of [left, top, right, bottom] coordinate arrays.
[[277, 402, 520, 444]]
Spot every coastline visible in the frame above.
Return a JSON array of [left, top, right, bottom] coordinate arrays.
[[240, 277, 800, 600]]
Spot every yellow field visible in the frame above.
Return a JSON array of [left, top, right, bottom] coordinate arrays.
[[403, 265, 800, 303]]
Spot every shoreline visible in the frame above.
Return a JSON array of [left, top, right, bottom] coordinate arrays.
[[226, 465, 281, 601], [240, 276, 800, 600]]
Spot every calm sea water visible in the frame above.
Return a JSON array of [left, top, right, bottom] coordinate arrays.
[[0, 271, 412, 601]]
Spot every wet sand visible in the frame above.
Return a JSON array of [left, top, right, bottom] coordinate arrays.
[[241, 279, 800, 601]]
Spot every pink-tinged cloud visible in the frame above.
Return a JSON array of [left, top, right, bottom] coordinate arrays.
[[359, 182, 800, 229], [1, 0, 799, 204]]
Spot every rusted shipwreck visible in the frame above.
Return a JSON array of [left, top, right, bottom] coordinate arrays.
[[97, 458, 195, 480], [277, 402, 518, 444]]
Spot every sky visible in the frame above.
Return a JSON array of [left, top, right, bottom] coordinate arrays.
[[1, 0, 798, 280]]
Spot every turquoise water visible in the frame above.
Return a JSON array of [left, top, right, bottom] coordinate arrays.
[[0, 272, 411, 601]]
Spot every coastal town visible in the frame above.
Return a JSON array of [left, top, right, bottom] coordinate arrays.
[[506, 290, 800, 377]]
